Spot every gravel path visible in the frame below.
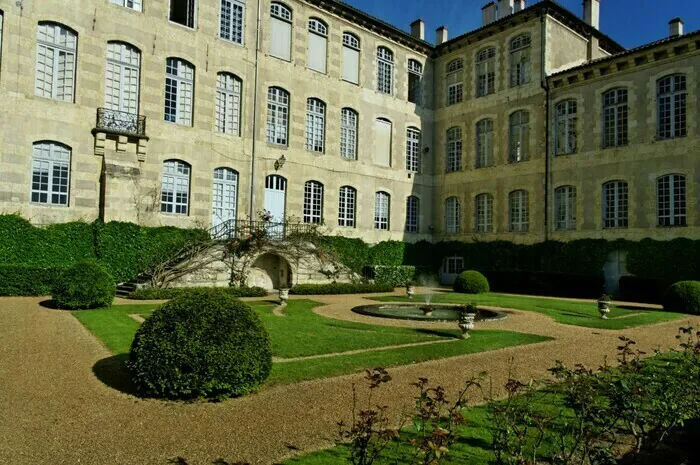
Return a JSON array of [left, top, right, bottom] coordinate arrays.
[[1, 292, 697, 465]]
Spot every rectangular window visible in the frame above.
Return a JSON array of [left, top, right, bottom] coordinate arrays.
[[305, 99, 325, 153], [164, 58, 194, 125], [603, 89, 628, 148], [657, 75, 687, 140], [109, 0, 143, 11], [509, 191, 529, 232], [338, 186, 356, 227], [445, 198, 460, 233], [476, 49, 496, 97], [475, 194, 493, 233], [447, 83, 463, 106], [374, 192, 390, 230], [266, 88, 289, 145], [446, 128, 462, 173], [307, 21, 328, 74], [443, 257, 463, 275], [657, 175, 687, 226], [342, 34, 360, 84], [555, 100, 577, 155], [220, 0, 244, 44], [270, 15, 291, 61], [31, 142, 70, 206], [405, 128, 420, 172], [170, 0, 196, 28], [476, 120, 493, 168], [405, 197, 419, 233], [408, 60, 422, 105], [555, 186, 576, 231], [509, 111, 529, 163], [374, 119, 392, 167], [340, 109, 357, 160], [377, 48, 393, 95], [35, 23, 77, 102], [161, 161, 190, 215], [603, 181, 628, 228], [303, 181, 323, 224], [215, 73, 241, 135]]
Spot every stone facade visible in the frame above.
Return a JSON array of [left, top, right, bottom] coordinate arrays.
[[0, 0, 697, 252]]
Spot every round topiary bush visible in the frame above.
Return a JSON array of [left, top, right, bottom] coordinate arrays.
[[453, 270, 490, 294], [52, 262, 116, 309], [128, 291, 272, 400], [663, 281, 700, 314]]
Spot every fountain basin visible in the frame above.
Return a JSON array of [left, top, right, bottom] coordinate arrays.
[[352, 303, 507, 322]]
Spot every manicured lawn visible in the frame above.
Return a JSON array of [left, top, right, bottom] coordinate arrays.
[[73, 299, 550, 386], [370, 293, 686, 329]]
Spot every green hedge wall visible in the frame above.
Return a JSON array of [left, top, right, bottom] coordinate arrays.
[[372, 266, 416, 287], [0, 265, 62, 296]]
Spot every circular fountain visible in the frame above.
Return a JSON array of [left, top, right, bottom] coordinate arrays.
[[352, 303, 507, 322]]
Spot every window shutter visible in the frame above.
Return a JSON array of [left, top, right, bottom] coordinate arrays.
[[308, 33, 327, 73], [270, 17, 291, 61], [342, 46, 359, 84], [375, 120, 392, 167]]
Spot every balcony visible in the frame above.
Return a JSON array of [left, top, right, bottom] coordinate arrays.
[[210, 219, 319, 241], [94, 108, 147, 138]]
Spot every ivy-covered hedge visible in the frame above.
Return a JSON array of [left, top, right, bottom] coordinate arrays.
[[129, 286, 268, 300], [372, 266, 416, 287], [315, 236, 371, 273], [0, 265, 62, 296], [290, 283, 394, 295]]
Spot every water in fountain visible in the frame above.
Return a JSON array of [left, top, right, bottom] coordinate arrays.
[[418, 274, 438, 307]]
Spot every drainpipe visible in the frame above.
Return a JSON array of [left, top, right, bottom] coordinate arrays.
[[540, 10, 551, 241], [249, 0, 263, 218]]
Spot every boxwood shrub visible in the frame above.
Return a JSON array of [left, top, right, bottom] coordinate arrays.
[[0, 265, 62, 296], [52, 262, 116, 309], [129, 286, 267, 300], [453, 270, 490, 294], [290, 283, 394, 295], [662, 281, 700, 314], [129, 291, 272, 400]]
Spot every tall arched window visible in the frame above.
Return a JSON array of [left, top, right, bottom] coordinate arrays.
[[306, 98, 326, 153], [303, 180, 324, 224], [35, 22, 77, 102], [220, 0, 245, 45], [338, 186, 356, 227], [161, 160, 191, 215], [164, 57, 194, 125], [555, 100, 577, 154], [307, 18, 328, 73], [475, 119, 494, 168], [509, 34, 531, 87], [374, 191, 390, 230], [657, 174, 686, 226], [603, 181, 628, 228], [657, 74, 687, 140], [446, 59, 464, 106], [602, 89, 628, 147], [31, 141, 71, 206], [266, 87, 289, 145], [105, 42, 141, 117], [269, 2, 292, 61], [215, 72, 242, 135], [509, 110, 530, 163], [340, 108, 358, 160], [377, 47, 394, 95], [446, 127, 462, 173], [405, 196, 419, 233], [509, 190, 529, 232], [475, 193, 493, 232], [212, 167, 238, 228], [554, 186, 576, 230], [476, 47, 495, 97], [445, 197, 460, 233], [408, 59, 423, 105], [342, 32, 360, 84], [405, 127, 421, 172]]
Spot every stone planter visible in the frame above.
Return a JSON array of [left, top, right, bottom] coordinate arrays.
[[279, 288, 289, 306], [406, 285, 415, 298], [598, 301, 611, 319], [458, 311, 476, 339]]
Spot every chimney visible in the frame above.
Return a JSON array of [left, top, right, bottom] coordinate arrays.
[[669, 18, 684, 37], [410, 19, 425, 41], [514, 0, 525, 12], [583, 0, 600, 30], [436, 26, 448, 45], [482, 2, 496, 25], [498, 0, 514, 19]]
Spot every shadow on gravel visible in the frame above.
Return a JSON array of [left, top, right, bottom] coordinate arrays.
[[39, 299, 61, 310], [93, 354, 139, 396]]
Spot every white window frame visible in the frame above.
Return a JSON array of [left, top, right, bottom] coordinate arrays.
[[405, 127, 420, 172], [476, 47, 496, 97], [169, 0, 197, 28], [305, 98, 326, 153], [219, 0, 245, 45], [405, 196, 419, 233], [340, 108, 358, 160], [657, 74, 687, 140], [266, 87, 289, 145], [341, 32, 360, 85], [443, 256, 464, 275], [446, 127, 462, 173], [35, 23, 77, 102], [602, 89, 628, 148], [161, 160, 191, 215], [303, 180, 324, 224], [374, 191, 390, 230], [509, 35, 531, 87], [269, 2, 292, 61], [445, 197, 460, 233], [555, 100, 577, 155], [215, 72, 242, 135], [603, 181, 628, 229], [509, 190, 529, 232], [475, 193, 493, 233], [31, 141, 71, 206], [212, 167, 238, 225], [105, 41, 141, 114], [307, 18, 328, 74], [408, 59, 422, 105], [509, 110, 529, 163], [377, 47, 393, 95], [554, 186, 576, 231], [657, 174, 687, 227], [476, 119, 493, 168], [446, 59, 464, 106], [338, 186, 356, 227], [164, 57, 194, 125], [109, 0, 143, 12]]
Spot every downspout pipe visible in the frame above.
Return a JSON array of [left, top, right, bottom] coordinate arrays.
[[540, 10, 551, 241], [249, 0, 263, 218]]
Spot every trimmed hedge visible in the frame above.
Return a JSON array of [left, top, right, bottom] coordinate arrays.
[[129, 291, 272, 399], [484, 270, 605, 299], [129, 286, 268, 300], [618, 276, 671, 304], [0, 265, 62, 296], [290, 283, 394, 295], [52, 262, 116, 309], [663, 281, 700, 315], [454, 270, 490, 294], [372, 266, 416, 287]]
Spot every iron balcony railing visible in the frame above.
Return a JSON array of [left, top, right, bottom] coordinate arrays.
[[95, 108, 147, 138], [210, 219, 318, 241]]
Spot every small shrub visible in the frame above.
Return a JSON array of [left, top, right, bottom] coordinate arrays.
[[52, 262, 116, 309], [453, 270, 490, 294], [290, 283, 394, 295], [129, 286, 267, 300], [663, 281, 700, 314], [129, 291, 272, 400]]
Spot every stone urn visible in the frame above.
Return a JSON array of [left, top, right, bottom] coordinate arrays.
[[406, 285, 415, 299], [457, 305, 477, 339], [420, 306, 433, 317], [279, 288, 289, 306], [597, 295, 612, 319]]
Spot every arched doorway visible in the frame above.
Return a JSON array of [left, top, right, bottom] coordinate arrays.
[[248, 253, 293, 290]]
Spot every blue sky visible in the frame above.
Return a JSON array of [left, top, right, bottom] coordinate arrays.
[[341, 0, 698, 49]]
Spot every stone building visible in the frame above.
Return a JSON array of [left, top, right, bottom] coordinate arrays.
[[0, 0, 697, 254]]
